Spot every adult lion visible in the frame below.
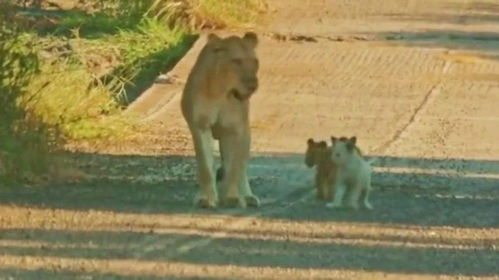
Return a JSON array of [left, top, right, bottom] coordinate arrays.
[[181, 32, 260, 208]]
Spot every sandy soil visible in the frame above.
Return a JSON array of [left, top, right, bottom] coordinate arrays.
[[1, 0, 499, 279]]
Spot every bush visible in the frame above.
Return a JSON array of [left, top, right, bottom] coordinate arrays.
[[0, 24, 60, 184], [0, 0, 267, 183]]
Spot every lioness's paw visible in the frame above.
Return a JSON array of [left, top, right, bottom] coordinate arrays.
[[245, 194, 260, 208], [223, 196, 247, 208], [194, 195, 218, 208]]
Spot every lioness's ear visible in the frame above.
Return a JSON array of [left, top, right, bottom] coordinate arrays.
[[331, 136, 338, 144], [243, 32, 258, 48], [349, 136, 357, 145], [307, 138, 314, 145], [207, 33, 222, 43], [207, 33, 224, 51]]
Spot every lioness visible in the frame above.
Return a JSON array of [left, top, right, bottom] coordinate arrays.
[[305, 139, 336, 201], [181, 32, 260, 208]]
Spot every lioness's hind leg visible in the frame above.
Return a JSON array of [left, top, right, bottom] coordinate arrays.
[[191, 129, 218, 208]]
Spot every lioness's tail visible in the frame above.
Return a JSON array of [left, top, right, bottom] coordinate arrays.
[[216, 167, 224, 182]]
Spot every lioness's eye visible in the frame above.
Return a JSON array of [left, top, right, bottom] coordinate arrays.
[[232, 58, 242, 65]]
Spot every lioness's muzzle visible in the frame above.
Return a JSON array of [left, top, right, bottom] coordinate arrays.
[[244, 77, 258, 93], [231, 89, 250, 101]]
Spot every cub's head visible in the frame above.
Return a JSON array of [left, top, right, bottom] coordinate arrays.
[[330, 136, 358, 165], [206, 32, 259, 101], [305, 138, 328, 167]]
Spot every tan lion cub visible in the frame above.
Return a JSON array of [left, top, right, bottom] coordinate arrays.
[[326, 136, 374, 210], [305, 139, 336, 201]]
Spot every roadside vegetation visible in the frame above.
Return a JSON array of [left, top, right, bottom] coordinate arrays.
[[0, 0, 267, 184]]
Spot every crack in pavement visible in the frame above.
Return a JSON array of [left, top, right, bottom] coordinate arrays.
[[372, 59, 452, 155]]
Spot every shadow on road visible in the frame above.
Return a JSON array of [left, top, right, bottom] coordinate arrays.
[[384, 1, 499, 26], [377, 4, 499, 59], [0, 226, 497, 277], [0, 268, 219, 280], [0, 152, 498, 228], [379, 30, 499, 57]]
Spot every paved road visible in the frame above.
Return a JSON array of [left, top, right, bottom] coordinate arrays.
[[1, 0, 499, 279]]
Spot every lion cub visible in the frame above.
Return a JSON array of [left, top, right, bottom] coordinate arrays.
[[305, 139, 336, 201], [326, 136, 374, 210]]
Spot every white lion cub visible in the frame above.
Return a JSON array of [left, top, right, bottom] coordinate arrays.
[[326, 136, 374, 210]]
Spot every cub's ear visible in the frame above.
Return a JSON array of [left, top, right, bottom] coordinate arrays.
[[349, 136, 357, 145], [346, 141, 355, 152], [331, 136, 338, 144], [243, 32, 258, 48], [319, 141, 327, 148], [307, 138, 315, 146]]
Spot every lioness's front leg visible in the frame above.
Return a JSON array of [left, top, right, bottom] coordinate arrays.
[[239, 168, 260, 207], [219, 129, 249, 208], [217, 136, 259, 207], [238, 128, 259, 207], [191, 128, 218, 208]]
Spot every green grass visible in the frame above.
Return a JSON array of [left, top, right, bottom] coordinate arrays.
[[0, 25, 59, 185], [15, 0, 267, 141], [1, 0, 267, 184], [191, 0, 268, 28], [24, 19, 194, 140]]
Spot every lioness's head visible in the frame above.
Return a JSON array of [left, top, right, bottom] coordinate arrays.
[[305, 138, 328, 167], [207, 32, 259, 101]]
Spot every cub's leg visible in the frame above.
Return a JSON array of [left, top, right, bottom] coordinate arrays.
[[191, 128, 218, 208], [363, 176, 374, 210], [315, 172, 326, 200], [346, 181, 362, 210], [326, 179, 346, 209], [219, 130, 248, 208], [323, 179, 333, 202], [324, 171, 335, 201]]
